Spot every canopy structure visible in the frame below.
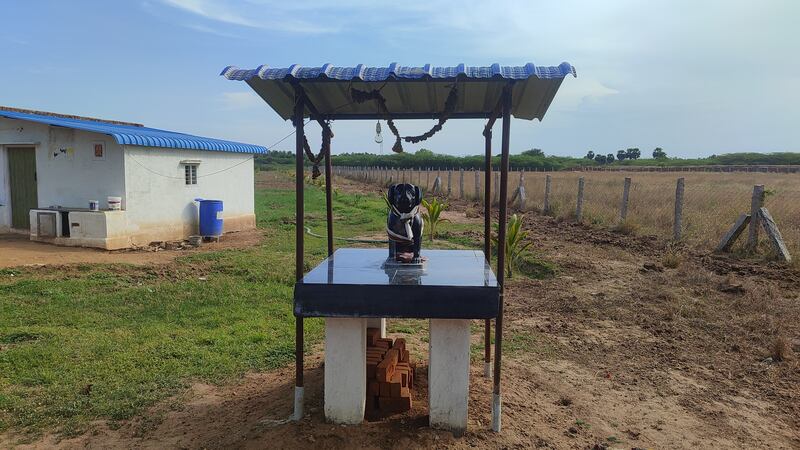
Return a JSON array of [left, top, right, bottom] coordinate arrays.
[[223, 62, 575, 432], [221, 63, 575, 121]]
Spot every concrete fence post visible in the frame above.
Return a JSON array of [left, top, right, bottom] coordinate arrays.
[[620, 177, 632, 221], [673, 177, 685, 240], [747, 184, 765, 250], [447, 169, 452, 197], [494, 171, 500, 205], [474, 169, 481, 200], [426, 167, 430, 189], [517, 170, 526, 210], [576, 177, 585, 222], [543, 174, 552, 214], [459, 169, 465, 199]]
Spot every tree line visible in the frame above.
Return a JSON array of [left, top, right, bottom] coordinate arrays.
[[256, 149, 800, 171]]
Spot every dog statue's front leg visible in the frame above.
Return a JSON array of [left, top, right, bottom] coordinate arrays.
[[411, 217, 422, 263]]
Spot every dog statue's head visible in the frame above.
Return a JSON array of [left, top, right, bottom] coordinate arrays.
[[388, 183, 421, 214]]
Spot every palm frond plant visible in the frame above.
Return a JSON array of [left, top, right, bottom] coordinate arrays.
[[492, 214, 532, 278], [421, 198, 450, 241]]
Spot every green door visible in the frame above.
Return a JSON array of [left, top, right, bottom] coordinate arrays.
[[7, 147, 38, 230]]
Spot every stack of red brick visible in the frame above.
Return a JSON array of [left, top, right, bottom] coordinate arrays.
[[366, 328, 416, 416]]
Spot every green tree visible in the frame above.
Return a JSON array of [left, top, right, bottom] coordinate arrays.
[[594, 154, 607, 164], [606, 153, 615, 162], [522, 148, 544, 157], [616, 149, 628, 161], [585, 150, 595, 160], [626, 148, 641, 160], [652, 147, 667, 159]]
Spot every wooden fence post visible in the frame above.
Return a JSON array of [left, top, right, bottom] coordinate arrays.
[[747, 185, 765, 250], [517, 170, 526, 210], [620, 177, 632, 221], [576, 177, 585, 222], [459, 169, 465, 199], [673, 177, 685, 240], [543, 174, 552, 214]]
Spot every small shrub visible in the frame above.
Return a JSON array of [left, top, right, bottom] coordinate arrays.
[[662, 244, 683, 268], [421, 198, 450, 241], [613, 219, 639, 235], [771, 335, 792, 362], [492, 214, 533, 278]]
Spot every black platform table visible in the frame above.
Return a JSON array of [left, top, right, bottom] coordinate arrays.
[[294, 248, 499, 319]]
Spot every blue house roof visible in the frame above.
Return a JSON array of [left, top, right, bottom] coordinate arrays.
[[0, 108, 267, 154], [221, 62, 576, 121]]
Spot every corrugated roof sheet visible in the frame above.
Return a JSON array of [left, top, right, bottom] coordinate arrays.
[[0, 109, 267, 154], [221, 62, 576, 121]]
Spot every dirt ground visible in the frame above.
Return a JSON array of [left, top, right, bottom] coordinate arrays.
[[3, 174, 799, 449], [0, 230, 264, 268]]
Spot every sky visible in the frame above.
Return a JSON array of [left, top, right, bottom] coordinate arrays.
[[1, 0, 798, 158]]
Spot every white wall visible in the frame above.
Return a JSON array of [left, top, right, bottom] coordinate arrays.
[[0, 117, 126, 213], [124, 145, 255, 243]]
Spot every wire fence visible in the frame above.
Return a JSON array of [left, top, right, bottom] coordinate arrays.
[[335, 166, 800, 259]]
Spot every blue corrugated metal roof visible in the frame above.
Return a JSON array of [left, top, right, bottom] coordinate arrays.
[[220, 62, 576, 82], [0, 109, 267, 154], [221, 62, 576, 121]]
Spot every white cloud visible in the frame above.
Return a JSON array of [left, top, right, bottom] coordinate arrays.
[[160, 0, 340, 33]]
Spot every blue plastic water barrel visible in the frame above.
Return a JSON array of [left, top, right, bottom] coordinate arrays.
[[195, 199, 224, 237]]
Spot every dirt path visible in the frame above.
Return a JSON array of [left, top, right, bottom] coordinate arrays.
[[4, 174, 799, 449], [0, 230, 264, 268]]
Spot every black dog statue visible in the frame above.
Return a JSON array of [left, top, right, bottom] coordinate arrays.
[[386, 183, 424, 263]]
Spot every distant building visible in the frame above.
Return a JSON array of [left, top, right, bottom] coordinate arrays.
[[0, 107, 266, 249]]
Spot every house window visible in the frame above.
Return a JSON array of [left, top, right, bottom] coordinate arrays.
[[184, 164, 198, 185], [92, 142, 106, 160]]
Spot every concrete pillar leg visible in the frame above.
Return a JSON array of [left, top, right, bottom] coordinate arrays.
[[366, 318, 386, 338], [324, 318, 367, 424], [428, 319, 471, 436]]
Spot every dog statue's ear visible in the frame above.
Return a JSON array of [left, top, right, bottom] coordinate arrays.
[[414, 185, 422, 206], [387, 184, 396, 204]]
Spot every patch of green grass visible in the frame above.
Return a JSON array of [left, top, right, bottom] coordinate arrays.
[[505, 330, 558, 358], [516, 253, 558, 279], [0, 181, 394, 435]]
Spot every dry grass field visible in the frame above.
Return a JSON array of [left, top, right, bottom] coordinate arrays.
[[353, 168, 800, 259]]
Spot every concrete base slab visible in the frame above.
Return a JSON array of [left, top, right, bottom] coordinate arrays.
[[366, 318, 386, 338], [428, 319, 471, 436], [292, 386, 304, 421], [324, 318, 367, 424]]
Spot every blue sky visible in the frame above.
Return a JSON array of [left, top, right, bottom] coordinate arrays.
[[1, 0, 798, 158]]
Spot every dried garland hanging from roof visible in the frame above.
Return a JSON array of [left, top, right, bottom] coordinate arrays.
[[292, 94, 333, 180], [350, 82, 459, 153]]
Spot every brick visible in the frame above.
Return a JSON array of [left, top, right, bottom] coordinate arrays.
[[379, 382, 392, 397], [376, 348, 399, 382], [377, 338, 394, 348], [400, 349, 410, 363], [400, 386, 410, 398], [393, 338, 406, 353], [366, 327, 380, 346], [378, 396, 412, 413], [368, 381, 380, 396], [389, 372, 403, 397]]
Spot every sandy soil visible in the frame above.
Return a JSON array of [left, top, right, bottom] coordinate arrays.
[[0, 230, 264, 268], [3, 173, 799, 449]]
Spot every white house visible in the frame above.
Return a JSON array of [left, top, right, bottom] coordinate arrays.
[[0, 107, 267, 249]]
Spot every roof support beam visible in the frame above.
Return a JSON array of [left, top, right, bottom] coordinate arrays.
[[492, 83, 513, 433], [292, 87, 306, 421]]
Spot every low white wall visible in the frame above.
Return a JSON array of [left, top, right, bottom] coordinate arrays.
[[123, 146, 255, 245], [0, 146, 9, 231]]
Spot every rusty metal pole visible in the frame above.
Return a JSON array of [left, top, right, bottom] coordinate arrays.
[[292, 88, 305, 421], [493, 85, 512, 433], [483, 127, 493, 378]]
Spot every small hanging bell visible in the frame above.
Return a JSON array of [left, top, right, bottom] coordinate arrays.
[[374, 121, 383, 144]]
